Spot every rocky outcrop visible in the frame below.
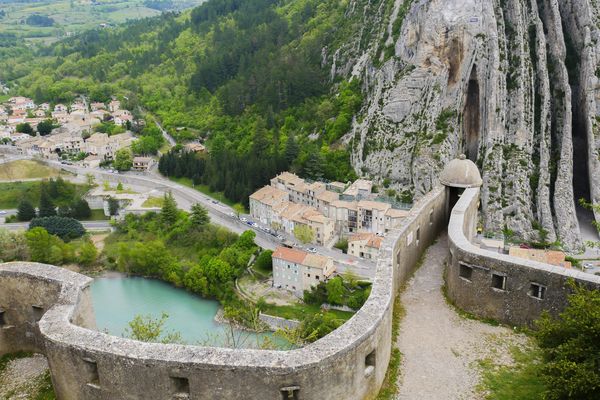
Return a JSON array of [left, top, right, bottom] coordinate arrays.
[[335, 0, 600, 251]]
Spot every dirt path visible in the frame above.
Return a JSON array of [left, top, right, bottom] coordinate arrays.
[[395, 235, 527, 399], [0, 353, 49, 399]]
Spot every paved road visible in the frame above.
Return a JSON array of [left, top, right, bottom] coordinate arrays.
[[4, 156, 375, 279], [154, 119, 176, 147], [4, 220, 111, 231]]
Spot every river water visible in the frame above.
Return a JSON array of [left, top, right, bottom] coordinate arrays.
[[90, 275, 283, 349]]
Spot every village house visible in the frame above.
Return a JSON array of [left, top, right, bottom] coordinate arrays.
[[53, 104, 68, 113], [272, 247, 336, 296], [113, 109, 133, 126], [82, 154, 102, 169], [108, 100, 121, 112], [184, 142, 206, 153], [38, 103, 50, 111], [9, 97, 35, 111], [90, 102, 106, 111], [85, 132, 133, 160], [508, 247, 572, 268], [34, 109, 46, 118], [347, 232, 383, 260], [249, 185, 289, 226], [70, 101, 87, 112], [132, 156, 154, 171]]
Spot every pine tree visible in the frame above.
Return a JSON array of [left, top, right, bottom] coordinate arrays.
[[17, 200, 36, 221], [284, 134, 299, 165], [38, 187, 56, 217], [160, 192, 178, 226], [71, 199, 92, 219], [190, 203, 210, 228]]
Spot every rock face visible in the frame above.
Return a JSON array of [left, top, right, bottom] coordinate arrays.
[[333, 0, 600, 251]]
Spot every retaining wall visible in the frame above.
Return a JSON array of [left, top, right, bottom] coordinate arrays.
[[0, 186, 449, 400], [447, 187, 600, 326]]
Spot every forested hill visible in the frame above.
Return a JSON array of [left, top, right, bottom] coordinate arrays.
[[1, 0, 385, 205]]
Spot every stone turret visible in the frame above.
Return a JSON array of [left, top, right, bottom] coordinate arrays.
[[440, 154, 482, 189]]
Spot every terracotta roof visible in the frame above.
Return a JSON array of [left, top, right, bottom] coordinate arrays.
[[302, 253, 332, 270], [358, 200, 391, 212], [316, 190, 339, 203], [273, 247, 307, 264], [249, 186, 289, 205], [330, 200, 358, 210]]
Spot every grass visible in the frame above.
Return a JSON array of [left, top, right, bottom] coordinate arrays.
[[0, 181, 42, 209], [83, 209, 110, 221], [0, 160, 61, 181], [34, 370, 56, 400], [477, 345, 546, 400], [169, 176, 248, 212], [376, 292, 405, 399], [261, 302, 354, 322], [142, 196, 164, 208]]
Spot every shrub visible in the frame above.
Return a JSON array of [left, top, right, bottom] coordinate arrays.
[[29, 216, 85, 240]]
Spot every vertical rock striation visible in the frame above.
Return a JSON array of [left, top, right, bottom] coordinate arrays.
[[337, 0, 600, 251]]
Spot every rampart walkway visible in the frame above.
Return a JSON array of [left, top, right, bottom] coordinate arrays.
[[395, 235, 526, 399]]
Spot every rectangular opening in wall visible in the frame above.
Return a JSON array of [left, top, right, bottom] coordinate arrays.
[[0, 309, 5, 326], [491, 273, 506, 291], [364, 349, 376, 377], [280, 386, 300, 400], [429, 209, 434, 225], [529, 283, 546, 300], [82, 358, 99, 387], [32, 305, 44, 322], [171, 376, 190, 398], [416, 227, 421, 245], [459, 263, 473, 281]]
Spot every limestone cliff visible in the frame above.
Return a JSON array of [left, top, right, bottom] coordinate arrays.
[[332, 0, 600, 251]]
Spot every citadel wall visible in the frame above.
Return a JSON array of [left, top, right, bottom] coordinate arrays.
[[447, 187, 600, 326]]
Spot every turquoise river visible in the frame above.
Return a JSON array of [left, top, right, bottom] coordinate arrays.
[[91, 275, 284, 348]]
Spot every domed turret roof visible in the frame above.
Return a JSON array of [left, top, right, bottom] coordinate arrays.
[[440, 154, 483, 188]]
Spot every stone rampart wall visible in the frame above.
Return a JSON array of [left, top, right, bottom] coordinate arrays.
[[447, 188, 600, 327]]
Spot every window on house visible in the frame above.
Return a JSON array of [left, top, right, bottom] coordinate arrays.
[[459, 263, 473, 281], [280, 386, 300, 400], [365, 349, 376, 377], [491, 273, 507, 291], [32, 305, 44, 322], [0, 309, 5, 327], [82, 358, 99, 386], [316, 276, 320, 280], [307, 274, 310, 278], [529, 283, 546, 300], [171, 376, 190, 397]]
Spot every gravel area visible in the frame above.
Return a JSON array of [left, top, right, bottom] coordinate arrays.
[[0, 353, 49, 399], [395, 235, 528, 399]]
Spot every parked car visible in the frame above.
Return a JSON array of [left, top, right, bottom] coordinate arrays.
[[583, 262, 594, 270], [246, 221, 253, 226], [276, 235, 284, 241], [307, 247, 317, 253], [0, 210, 6, 215], [240, 217, 248, 222], [250, 222, 259, 228]]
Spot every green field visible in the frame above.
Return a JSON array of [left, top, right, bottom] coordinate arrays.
[[0, 160, 62, 181], [0, 180, 89, 209], [0, 0, 205, 42], [169, 176, 247, 212]]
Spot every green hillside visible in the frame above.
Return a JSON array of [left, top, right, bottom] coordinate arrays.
[[0, 0, 392, 205]]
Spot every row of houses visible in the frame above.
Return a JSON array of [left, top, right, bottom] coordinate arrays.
[[16, 130, 134, 162], [250, 172, 409, 250]]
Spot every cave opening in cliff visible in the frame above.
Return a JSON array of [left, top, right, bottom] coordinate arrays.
[[463, 64, 480, 163]]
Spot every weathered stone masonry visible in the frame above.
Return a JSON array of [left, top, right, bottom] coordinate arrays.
[[447, 187, 600, 327]]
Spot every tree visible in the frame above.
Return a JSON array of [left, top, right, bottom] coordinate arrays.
[[254, 250, 272, 272], [113, 148, 133, 171], [78, 240, 98, 266], [190, 203, 210, 227], [326, 276, 345, 305], [25, 227, 64, 264], [534, 282, 600, 400], [108, 197, 119, 216], [17, 200, 36, 221], [71, 199, 92, 219], [38, 188, 56, 217], [160, 191, 178, 226], [37, 119, 55, 136], [29, 216, 85, 240], [293, 224, 315, 244], [16, 122, 34, 135], [116, 182, 124, 191], [124, 312, 182, 344], [85, 173, 96, 187], [233, 203, 245, 218]]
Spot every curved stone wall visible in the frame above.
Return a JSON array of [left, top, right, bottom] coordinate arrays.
[[447, 188, 600, 327], [0, 186, 449, 400]]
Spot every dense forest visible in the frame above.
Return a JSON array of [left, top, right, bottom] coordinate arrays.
[[0, 0, 368, 204]]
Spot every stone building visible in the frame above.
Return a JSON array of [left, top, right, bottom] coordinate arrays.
[[347, 232, 383, 260], [272, 246, 335, 295]]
